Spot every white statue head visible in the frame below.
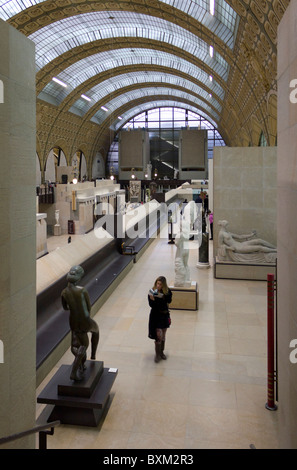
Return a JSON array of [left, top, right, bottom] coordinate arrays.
[[218, 220, 228, 228]]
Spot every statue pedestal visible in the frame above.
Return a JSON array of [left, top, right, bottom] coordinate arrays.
[[169, 281, 198, 310], [214, 257, 276, 281], [37, 361, 118, 427], [54, 224, 62, 236], [198, 231, 209, 268]]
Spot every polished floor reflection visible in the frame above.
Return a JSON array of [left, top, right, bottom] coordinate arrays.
[[36, 235, 279, 449]]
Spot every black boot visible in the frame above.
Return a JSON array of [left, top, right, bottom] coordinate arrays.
[[160, 340, 167, 360], [154, 342, 161, 363]]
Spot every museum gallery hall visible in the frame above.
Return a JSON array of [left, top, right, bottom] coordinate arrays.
[[0, 0, 297, 450]]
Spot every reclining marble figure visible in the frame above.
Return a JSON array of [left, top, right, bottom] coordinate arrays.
[[217, 220, 277, 264], [61, 265, 99, 381]]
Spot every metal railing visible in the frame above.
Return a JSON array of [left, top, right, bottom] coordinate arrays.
[[0, 420, 60, 449], [265, 262, 278, 411]]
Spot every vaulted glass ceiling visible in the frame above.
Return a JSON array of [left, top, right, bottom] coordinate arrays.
[[39, 48, 224, 108], [1, 0, 239, 49], [90, 87, 220, 125], [29, 11, 229, 73], [69, 71, 221, 117], [1, 0, 283, 148], [40, 51, 224, 101]]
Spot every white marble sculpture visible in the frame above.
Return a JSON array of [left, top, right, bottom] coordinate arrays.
[[55, 209, 60, 225], [217, 220, 277, 264], [146, 162, 152, 180], [174, 231, 190, 286], [54, 209, 62, 236], [174, 201, 198, 286]]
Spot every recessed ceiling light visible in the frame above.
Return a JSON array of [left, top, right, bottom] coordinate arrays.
[[101, 106, 108, 112], [52, 77, 67, 87], [81, 94, 91, 101], [210, 0, 215, 15]]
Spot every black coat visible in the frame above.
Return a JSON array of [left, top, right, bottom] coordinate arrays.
[[148, 289, 172, 340]]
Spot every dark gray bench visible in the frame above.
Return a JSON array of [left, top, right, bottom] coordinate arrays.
[[36, 195, 187, 376], [36, 207, 166, 372], [36, 239, 134, 370]]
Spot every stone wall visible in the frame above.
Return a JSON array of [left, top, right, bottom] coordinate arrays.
[[213, 146, 277, 258], [0, 19, 36, 448], [277, 0, 297, 449]]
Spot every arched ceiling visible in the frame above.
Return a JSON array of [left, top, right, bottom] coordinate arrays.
[[2, 0, 288, 147]]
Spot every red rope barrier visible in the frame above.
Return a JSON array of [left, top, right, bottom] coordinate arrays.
[[265, 273, 277, 411]]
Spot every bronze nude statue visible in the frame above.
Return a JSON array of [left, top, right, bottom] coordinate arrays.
[[61, 265, 99, 381]]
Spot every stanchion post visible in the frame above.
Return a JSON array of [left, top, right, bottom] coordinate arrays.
[[168, 209, 175, 244], [265, 273, 277, 411]]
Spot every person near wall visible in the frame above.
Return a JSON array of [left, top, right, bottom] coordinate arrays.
[[208, 210, 213, 240], [148, 276, 172, 363]]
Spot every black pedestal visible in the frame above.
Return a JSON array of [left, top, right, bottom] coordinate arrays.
[[199, 232, 209, 263], [37, 361, 118, 427]]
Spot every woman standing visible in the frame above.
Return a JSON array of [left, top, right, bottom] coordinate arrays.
[[209, 211, 213, 240], [148, 276, 172, 363]]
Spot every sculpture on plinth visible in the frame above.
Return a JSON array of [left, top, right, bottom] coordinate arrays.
[[61, 265, 99, 381], [146, 162, 152, 180], [55, 209, 60, 225], [174, 201, 198, 286], [217, 220, 277, 263], [54, 209, 62, 235]]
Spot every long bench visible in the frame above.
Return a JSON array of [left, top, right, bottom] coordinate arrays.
[[36, 239, 133, 368]]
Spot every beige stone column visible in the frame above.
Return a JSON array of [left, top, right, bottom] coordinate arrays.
[[277, 0, 297, 449], [0, 20, 36, 448]]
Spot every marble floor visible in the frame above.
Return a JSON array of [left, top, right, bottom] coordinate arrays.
[[36, 234, 279, 449]]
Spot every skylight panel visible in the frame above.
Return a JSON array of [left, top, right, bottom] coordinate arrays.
[[92, 87, 220, 125], [29, 12, 230, 71], [40, 48, 225, 105], [79, 71, 222, 113], [0, 1, 239, 50]]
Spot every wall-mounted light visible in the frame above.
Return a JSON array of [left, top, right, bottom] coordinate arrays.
[[131, 168, 136, 179], [72, 178, 78, 184], [52, 77, 67, 88]]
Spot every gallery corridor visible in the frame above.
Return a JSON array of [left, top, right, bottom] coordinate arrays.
[[36, 235, 279, 449]]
